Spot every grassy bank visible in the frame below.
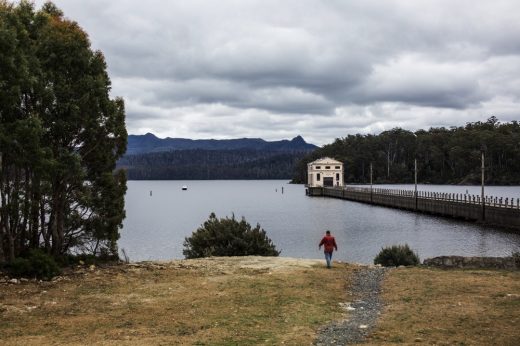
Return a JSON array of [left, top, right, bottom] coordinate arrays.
[[0, 257, 351, 345], [371, 267, 520, 345], [1, 258, 519, 345]]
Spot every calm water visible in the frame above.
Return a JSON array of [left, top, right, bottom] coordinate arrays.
[[120, 180, 520, 264]]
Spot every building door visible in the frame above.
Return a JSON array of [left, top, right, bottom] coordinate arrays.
[[323, 177, 333, 187]]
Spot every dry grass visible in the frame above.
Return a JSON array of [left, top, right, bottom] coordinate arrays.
[[3, 258, 518, 345], [0, 257, 352, 345], [367, 267, 520, 346]]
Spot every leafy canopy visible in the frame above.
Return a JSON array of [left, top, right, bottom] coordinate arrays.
[[294, 117, 520, 185], [183, 213, 280, 259], [0, 1, 126, 262]]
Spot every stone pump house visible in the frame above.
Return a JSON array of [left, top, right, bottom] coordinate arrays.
[[307, 157, 344, 187]]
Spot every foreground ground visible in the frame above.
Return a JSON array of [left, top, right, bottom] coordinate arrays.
[[370, 266, 519, 345], [1, 257, 519, 345], [0, 257, 351, 345]]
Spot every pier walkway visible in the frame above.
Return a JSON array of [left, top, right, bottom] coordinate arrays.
[[307, 186, 520, 230]]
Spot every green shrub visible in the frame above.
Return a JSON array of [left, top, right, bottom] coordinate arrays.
[[374, 244, 420, 267], [8, 257, 33, 277], [513, 251, 520, 268], [58, 251, 120, 267], [7, 249, 61, 280], [58, 254, 96, 266], [183, 213, 280, 259]]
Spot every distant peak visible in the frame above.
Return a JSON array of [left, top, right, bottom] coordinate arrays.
[[291, 135, 306, 143], [143, 132, 158, 138]]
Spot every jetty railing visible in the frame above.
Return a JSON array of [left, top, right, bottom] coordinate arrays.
[[306, 186, 520, 230], [344, 186, 520, 208]]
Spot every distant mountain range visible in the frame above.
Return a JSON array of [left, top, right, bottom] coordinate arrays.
[[118, 134, 317, 180], [126, 133, 317, 155]]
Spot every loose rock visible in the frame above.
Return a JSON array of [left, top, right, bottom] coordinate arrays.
[[315, 266, 388, 345]]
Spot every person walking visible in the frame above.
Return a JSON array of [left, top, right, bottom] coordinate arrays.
[[319, 230, 338, 268]]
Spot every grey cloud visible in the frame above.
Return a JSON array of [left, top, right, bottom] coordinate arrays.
[[115, 77, 334, 114], [349, 55, 489, 108], [34, 0, 520, 144]]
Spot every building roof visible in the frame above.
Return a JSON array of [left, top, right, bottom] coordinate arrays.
[[308, 157, 343, 165]]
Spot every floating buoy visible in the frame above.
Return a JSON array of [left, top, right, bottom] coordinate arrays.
[[182, 186, 188, 191]]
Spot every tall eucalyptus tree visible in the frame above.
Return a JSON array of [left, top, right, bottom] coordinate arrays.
[[0, 1, 127, 261]]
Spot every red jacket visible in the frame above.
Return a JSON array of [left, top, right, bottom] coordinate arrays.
[[319, 235, 337, 253]]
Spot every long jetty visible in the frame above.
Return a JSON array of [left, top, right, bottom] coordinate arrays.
[[307, 186, 520, 230]]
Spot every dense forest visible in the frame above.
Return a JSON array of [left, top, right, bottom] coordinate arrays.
[[118, 149, 308, 180], [293, 117, 520, 185]]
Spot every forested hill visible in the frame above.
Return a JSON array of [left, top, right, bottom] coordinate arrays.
[[293, 118, 520, 185], [119, 135, 317, 180], [127, 133, 316, 154]]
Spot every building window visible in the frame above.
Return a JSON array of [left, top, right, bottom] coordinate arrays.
[[336, 173, 340, 181], [335, 166, 340, 169], [325, 166, 330, 169], [317, 173, 321, 181], [315, 166, 321, 169]]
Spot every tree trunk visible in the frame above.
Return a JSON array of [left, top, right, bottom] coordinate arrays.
[[387, 150, 390, 178], [49, 186, 59, 256], [56, 192, 65, 256], [51, 181, 66, 257], [7, 231, 15, 262], [29, 176, 41, 249], [0, 229, 4, 262], [19, 168, 31, 254], [0, 153, 5, 261], [30, 176, 41, 249], [50, 206, 59, 256], [41, 199, 50, 253]]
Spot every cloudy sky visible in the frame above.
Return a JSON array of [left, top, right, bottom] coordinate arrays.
[[34, 0, 520, 145]]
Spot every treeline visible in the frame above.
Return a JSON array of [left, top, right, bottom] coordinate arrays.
[[293, 117, 520, 185], [0, 2, 127, 262], [118, 149, 308, 180]]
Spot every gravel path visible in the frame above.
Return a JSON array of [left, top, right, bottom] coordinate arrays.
[[315, 266, 388, 345]]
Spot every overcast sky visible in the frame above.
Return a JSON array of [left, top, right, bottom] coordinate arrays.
[[33, 0, 520, 145]]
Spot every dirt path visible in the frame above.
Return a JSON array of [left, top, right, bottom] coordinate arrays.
[[315, 266, 387, 345]]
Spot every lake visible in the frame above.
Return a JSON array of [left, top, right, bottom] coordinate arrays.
[[119, 180, 520, 264]]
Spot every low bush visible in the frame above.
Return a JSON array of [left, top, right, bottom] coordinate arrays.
[[183, 213, 280, 259], [374, 244, 420, 267], [58, 250, 119, 267], [7, 249, 61, 280], [8, 257, 33, 277], [513, 251, 520, 268]]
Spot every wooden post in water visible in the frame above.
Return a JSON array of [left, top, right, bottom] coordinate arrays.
[[481, 148, 485, 221], [414, 158, 418, 210], [370, 162, 373, 203]]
